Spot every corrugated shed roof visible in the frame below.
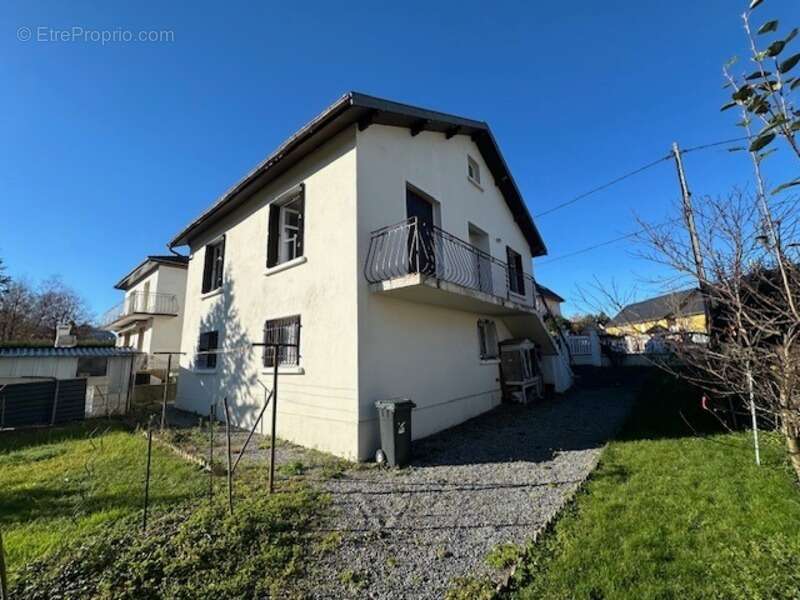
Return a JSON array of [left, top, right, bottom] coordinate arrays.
[[608, 289, 705, 327], [0, 346, 137, 358]]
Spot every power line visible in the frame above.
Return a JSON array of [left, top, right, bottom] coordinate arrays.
[[533, 154, 671, 218], [533, 136, 752, 219], [537, 218, 682, 266]]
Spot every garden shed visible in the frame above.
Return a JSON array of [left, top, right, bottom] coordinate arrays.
[[0, 346, 137, 424]]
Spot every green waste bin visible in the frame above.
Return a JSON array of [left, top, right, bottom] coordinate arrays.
[[374, 398, 416, 467]]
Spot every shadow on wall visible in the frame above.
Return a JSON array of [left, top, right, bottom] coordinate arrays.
[[179, 274, 270, 428]]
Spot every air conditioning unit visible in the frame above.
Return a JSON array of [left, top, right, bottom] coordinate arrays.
[[500, 338, 542, 404]]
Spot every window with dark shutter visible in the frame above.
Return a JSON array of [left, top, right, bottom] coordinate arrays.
[[477, 319, 499, 360], [202, 238, 225, 294], [197, 330, 219, 370], [267, 186, 305, 268], [263, 316, 301, 367], [506, 246, 525, 296]]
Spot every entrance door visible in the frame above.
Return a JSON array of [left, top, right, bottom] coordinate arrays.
[[406, 189, 436, 275]]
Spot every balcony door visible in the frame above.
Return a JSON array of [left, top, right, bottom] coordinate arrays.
[[406, 189, 436, 275], [468, 224, 493, 295]]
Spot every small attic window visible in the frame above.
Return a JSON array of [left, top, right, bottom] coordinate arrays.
[[467, 156, 481, 186]]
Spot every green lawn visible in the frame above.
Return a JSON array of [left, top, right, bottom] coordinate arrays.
[[2, 420, 328, 599], [0, 421, 206, 582], [510, 372, 800, 600]]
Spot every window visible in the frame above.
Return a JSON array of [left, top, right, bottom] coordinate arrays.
[[263, 316, 301, 368], [467, 156, 481, 185], [197, 330, 219, 370], [77, 357, 108, 377], [477, 319, 499, 360], [202, 237, 225, 294], [506, 246, 525, 296], [267, 187, 305, 268]]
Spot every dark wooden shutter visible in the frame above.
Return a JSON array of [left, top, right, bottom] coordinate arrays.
[[267, 204, 280, 268], [295, 188, 305, 258], [202, 246, 214, 293]]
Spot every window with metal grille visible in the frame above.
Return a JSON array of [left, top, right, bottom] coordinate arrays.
[[202, 237, 225, 293], [477, 319, 499, 360], [263, 316, 301, 367], [197, 330, 218, 370]]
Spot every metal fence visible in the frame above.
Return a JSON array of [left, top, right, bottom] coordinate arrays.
[[101, 291, 179, 327], [364, 217, 539, 310], [0, 378, 87, 428]]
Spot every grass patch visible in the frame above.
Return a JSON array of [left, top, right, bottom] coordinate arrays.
[[0, 421, 206, 582], [11, 485, 327, 599], [509, 371, 800, 600]]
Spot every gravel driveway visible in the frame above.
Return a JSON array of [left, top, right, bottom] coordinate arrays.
[[310, 379, 638, 599]]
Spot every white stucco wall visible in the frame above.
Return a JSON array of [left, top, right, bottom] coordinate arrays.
[[355, 125, 538, 459], [175, 127, 361, 459], [172, 120, 559, 461]]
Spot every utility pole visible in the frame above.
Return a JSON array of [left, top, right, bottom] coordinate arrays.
[[671, 142, 712, 327], [673, 142, 761, 465]]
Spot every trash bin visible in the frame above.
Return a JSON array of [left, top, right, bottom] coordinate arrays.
[[374, 398, 416, 467]]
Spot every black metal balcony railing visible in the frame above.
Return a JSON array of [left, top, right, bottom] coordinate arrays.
[[364, 217, 539, 310], [101, 291, 179, 327]]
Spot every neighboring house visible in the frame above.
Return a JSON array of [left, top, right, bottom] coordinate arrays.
[[605, 289, 707, 336], [0, 344, 136, 424], [169, 92, 572, 461], [101, 255, 189, 376], [536, 284, 565, 317]]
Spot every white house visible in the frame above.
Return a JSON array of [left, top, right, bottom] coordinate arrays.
[[170, 92, 572, 461], [101, 255, 188, 377]]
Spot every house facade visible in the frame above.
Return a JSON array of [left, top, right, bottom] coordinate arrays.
[[605, 289, 707, 336], [101, 255, 188, 375], [170, 92, 571, 461]]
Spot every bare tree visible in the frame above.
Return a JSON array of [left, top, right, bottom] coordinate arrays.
[[594, 0, 800, 480], [0, 276, 92, 343]]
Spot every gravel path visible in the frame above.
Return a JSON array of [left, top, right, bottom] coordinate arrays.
[[310, 380, 638, 599]]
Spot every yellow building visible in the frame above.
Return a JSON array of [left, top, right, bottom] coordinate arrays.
[[605, 289, 707, 336]]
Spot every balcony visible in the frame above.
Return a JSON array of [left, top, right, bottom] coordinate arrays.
[[101, 291, 179, 330], [364, 217, 545, 314]]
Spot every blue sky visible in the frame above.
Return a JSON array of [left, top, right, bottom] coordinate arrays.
[[2, 0, 799, 317]]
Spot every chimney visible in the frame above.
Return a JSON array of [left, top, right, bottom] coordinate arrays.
[[54, 323, 77, 348]]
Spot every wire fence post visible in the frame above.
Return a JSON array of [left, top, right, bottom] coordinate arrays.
[[142, 416, 154, 532], [208, 402, 215, 502], [160, 353, 172, 431], [269, 349, 279, 494], [223, 397, 233, 514], [0, 528, 8, 600]]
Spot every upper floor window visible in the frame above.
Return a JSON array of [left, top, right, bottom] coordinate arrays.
[[202, 237, 225, 294], [467, 156, 481, 185], [197, 330, 218, 370], [477, 319, 499, 360], [506, 246, 525, 296], [263, 315, 301, 368], [267, 186, 305, 268]]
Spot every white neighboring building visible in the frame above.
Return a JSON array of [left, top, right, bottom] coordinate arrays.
[[170, 92, 572, 461], [101, 255, 188, 375]]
